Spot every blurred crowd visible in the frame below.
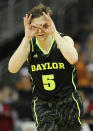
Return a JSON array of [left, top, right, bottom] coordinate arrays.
[[74, 22, 93, 130], [0, 84, 20, 131], [75, 32, 93, 87], [0, 68, 34, 131]]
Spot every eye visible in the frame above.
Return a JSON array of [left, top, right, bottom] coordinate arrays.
[[43, 23, 49, 29], [31, 26, 36, 30]]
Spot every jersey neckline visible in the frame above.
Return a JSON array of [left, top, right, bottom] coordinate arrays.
[[36, 37, 55, 55]]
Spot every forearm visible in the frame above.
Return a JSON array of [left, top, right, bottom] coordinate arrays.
[[53, 31, 78, 64], [8, 37, 30, 73]]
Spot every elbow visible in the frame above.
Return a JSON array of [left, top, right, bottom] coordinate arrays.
[[70, 57, 78, 65], [8, 63, 18, 74], [70, 53, 78, 65]]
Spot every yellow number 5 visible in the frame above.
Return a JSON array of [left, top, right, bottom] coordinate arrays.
[[42, 74, 56, 91]]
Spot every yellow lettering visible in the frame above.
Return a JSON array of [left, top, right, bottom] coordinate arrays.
[[59, 63, 65, 69], [52, 63, 58, 69], [36, 64, 42, 71], [31, 65, 36, 71], [41, 63, 47, 70], [47, 63, 53, 69], [31, 62, 65, 72]]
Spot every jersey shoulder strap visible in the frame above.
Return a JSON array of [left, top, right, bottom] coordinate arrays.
[[30, 37, 36, 53], [27, 37, 36, 63]]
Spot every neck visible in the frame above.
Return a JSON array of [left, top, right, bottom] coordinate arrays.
[[36, 35, 53, 51]]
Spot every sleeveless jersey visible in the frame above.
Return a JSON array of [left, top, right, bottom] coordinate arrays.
[[27, 36, 78, 100]]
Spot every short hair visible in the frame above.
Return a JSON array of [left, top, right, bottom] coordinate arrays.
[[28, 3, 52, 19]]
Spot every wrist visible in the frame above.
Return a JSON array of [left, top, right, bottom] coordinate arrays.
[[24, 36, 31, 43], [52, 30, 59, 39]]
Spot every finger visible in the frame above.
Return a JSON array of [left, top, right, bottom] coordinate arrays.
[[43, 12, 49, 19], [28, 14, 32, 24], [25, 14, 31, 24], [38, 26, 47, 33], [30, 25, 39, 32], [23, 17, 27, 26], [30, 23, 38, 28], [43, 12, 50, 21], [47, 13, 50, 16], [24, 17, 29, 26], [24, 14, 28, 25], [26, 14, 29, 18], [48, 14, 52, 21], [35, 28, 39, 33], [44, 12, 53, 23]]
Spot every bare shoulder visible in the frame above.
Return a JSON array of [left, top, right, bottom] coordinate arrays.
[[63, 36, 74, 46]]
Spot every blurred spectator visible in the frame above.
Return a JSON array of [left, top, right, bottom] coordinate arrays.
[[0, 85, 21, 131], [81, 123, 91, 131], [79, 91, 89, 113], [2, 86, 19, 103], [15, 68, 33, 121], [16, 67, 32, 91], [75, 41, 90, 87], [0, 86, 13, 131], [79, 90, 93, 131], [83, 32, 93, 64], [79, 90, 93, 116], [87, 63, 93, 87]]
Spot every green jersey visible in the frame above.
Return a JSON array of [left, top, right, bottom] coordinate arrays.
[[27, 36, 78, 100]]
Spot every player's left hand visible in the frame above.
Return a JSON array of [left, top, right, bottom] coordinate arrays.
[[39, 12, 57, 36]]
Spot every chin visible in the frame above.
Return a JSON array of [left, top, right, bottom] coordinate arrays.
[[39, 37, 46, 41], [37, 35, 46, 41]]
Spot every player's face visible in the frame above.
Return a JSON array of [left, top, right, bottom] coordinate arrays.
[[31, 15, 49, 41]]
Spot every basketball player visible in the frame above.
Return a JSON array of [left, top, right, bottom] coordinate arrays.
[[8, 4, 83, 131]]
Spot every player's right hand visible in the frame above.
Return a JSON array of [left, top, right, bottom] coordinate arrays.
[[23, 14, 38, 39]]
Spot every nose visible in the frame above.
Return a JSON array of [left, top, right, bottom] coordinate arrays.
[[38, 28, 42, 33]]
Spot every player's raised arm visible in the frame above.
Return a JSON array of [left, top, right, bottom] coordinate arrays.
[[40, 12, 78, 65], [8, 14, 38, 73], [53, 32, 78, 65]]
